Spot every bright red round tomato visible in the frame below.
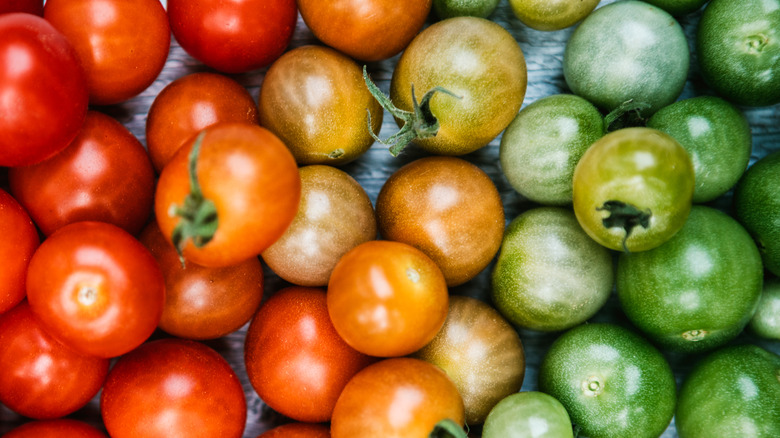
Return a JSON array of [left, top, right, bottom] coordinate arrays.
[[0, 189, 38, 314], [167, 0, 297, 73], [245, 286, 376, 423], [0, 13, 88, 167], [100, 338, 247, 438], [155, 122, 301, 268], [25, 221, 165, 358], [44, 0, 170, 105], [0, 0, 43, 15], [9, 111, 155, 236], [0, 301, 109, 419], [2, 419, 107, 438]]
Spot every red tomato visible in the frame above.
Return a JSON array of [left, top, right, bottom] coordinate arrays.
[[167, 0, 297, 73], [245, 286, 376, 423], [9, 111, 155, 236], [0, 189, 38, 314], [0, 301, 109, 419], [2, 419, 107, 438], [0, 13, 87, 167], [100, 338, 246, 438], [0, 0, 43, 15], [155, 122, 301, 268], [25, 221, 165, 358], [258, 423, 330, 438], [44, 0, 170, 105]]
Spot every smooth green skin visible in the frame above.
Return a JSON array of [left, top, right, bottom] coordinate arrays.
[[499, 94, 605, 205], [491, 207, 613, 332], [640, 0, 709, 16], [538, 323, 677, 438], [697, 0, 780, 107], [508, 0, 600, 31], [734, 150, 780, 276], [617, 206, 763, 353], [647, 96, 752, 203], [676, 344, 780, 438], [749, 277, 780, 340], [433, 0, 500, 19], [563, 1, 689, 116], [482, 392, 574, 438]]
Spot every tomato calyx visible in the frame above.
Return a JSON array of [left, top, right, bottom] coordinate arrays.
[[363, 66, 461, 157], [603, 99, 650, 132], [597, 200, 651, 252], [428, 419, 468, 438], [168, 131, 218, 263]]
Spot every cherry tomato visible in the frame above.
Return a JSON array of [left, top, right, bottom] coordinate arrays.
[[327, 240, 449, 357], [482, 392, 574, 438], [643, 0, 708, 16], [2, 419, 107, 438], [0, 13, 88, 167], [433, 0, 499, 19], [749, 278, 780, 340], [509, 0, 599, 31], [258, 423, 330, 438], [155, 122, 301, 268], [9, 111, 156, 236], [167, 0, 297, 73], [0, 0, 43, 15], [100, 338, 247, 438], [146, 72, 260, 173], [0, 189, 38, 314], [245, 286, 376, 423], [298, 0, 431, 62], [0, 301, 109, 419], [44, 0, 170, 105], [26, 221, 165, 358]]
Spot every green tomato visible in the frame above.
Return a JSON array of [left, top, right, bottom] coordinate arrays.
[[499, 94, 605, 205], [676, 344, 780, 438], [491, 207, 613, 332], [433, 0, 500, 19], [508, 0, 600, 31], [538, 323, 677, 438], [482, 392, 574, 438], [647, 96, 752, 203], [749, 277, 780, 340], [639, 0, 709, 16], [697, 0, 780, 107]]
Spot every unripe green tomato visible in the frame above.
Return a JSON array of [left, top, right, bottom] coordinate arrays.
[[433, 0, 500, 19]]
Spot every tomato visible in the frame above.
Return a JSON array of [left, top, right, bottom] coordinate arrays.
[[538, 323, 677, 438], [697, 0, 780, 107], [412, 296, 525, 425], [327, 240, 449, 357], [0, 13, 87, 167], [0, 189, 38, 314], [261, 165, 377, 287], [563, 1, 689, 116], [9, 110, 156, 236], [508, 0, 599, 31], [167, 0, 296, 73], [139, 220, 264, 340], [572, 127, 695, 252], [100, 338, 247, 438], [482, 392, 574, 438], [258, 45, 382, 165], [2, 419, 107, 438], [379, 16, 526, 156], [641, 0, 709, 16], [0, 0, 43, 15], [491, 207, 614, 332], [155, 122, 301, 268], [146, 72, 260, 173], [376, 157, 504, 286], [257, 423, 330, 438], [26, 221, 165, 358], [298, 0, 431, 62], [749, 277, 780, 340], [0, 301, 109, 419], [433, 0, 499, 19], [647, 96, 752, 203], [676, 344, 780, 438], [245, 286, 375, 423], [44, 0, 170, 105], [499, 94, 605, 205], [330, 357, 465, 438]]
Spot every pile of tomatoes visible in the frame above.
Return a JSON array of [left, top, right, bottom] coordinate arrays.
[[1, 0, 779, 437]]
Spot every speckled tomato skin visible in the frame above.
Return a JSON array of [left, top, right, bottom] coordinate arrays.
[[482, 391, 574, 438], [749, 278, 780, 340], [508, 0, 600, 31]]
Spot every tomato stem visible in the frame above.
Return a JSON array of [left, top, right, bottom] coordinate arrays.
[[603, 99, 651, 132], [597, 200, 651, 253], [428, 419, 468, 438]]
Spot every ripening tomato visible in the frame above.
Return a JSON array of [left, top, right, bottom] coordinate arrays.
[[258, 423, 330, 438], [0, 189, 38, 314], [0, 0, 43, 15], [2, 419, 107, 438], [509, 0, 599, 31]]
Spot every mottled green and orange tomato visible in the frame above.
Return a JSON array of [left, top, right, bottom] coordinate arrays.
[[508, 0, 600, 31], [376, 157, 504, 286]]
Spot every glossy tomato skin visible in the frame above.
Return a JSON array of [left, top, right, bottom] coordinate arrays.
[[0, 189, 38, 314], [327, 240, 449, 357], [26, 221, 165, 358], [168, 0, 296, 73], [44, 0, 170, 105], [298, 0, 431, 62], [0, 301, 109, 419], [2, 419, 107, 438], [9, 111, 156, 236], [100, 338, 247, 438], [749, 278, 780, 340], [155, 122, 301, 268], [245, 287, 376, 423], [257, 423, 330, 438], [482, 391, 574, 438], [146, 72, 260, 173], [390, 16, 527, 155], [0, 13, 87, 167], [0, 0, 43, 15], [330, 358, 465, 438], [508, 0, 599, 31], [258, 45, 382, 165]]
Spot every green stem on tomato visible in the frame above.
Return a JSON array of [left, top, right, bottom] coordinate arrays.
[[603, 99, 651, 132], [596, 200, 651, 253], [428, 419, 468, 438]]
